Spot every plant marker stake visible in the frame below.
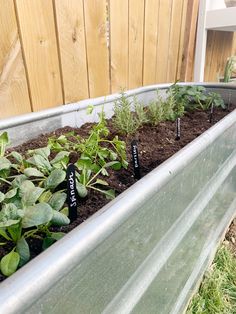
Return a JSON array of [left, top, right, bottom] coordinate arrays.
[[66, 163, 78, 221], [227, 92, 231, 112], [209, 103, 214, 124], [131, 140, 141, 179], [175, 117, 181, 140]]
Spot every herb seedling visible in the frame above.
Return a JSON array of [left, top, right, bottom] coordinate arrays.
[[112, 93, 140, 135], [134, 96, 148, 127], [146, 92, 164, 126]]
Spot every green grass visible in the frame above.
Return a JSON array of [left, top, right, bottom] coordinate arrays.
[[186, 244, 236, 314]]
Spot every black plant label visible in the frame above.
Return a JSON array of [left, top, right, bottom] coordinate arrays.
[[175, 117, 181, 140], [209, 103, 214, 124], [66, 163, 77, 221], [131, 140, 141, 179], [227, 93, 231, 112]]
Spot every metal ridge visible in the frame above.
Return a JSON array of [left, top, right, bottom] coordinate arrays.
[[0, 84, 236, 313], [0, 82, 235, 130]]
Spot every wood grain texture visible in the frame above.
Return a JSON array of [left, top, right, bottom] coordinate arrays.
[[143, 0, 160, 85], [128, 0, 145, 89], [219, 33, 234, 79], [205, 31, 235, 82], [176, 0, 188, 80], [110, 0, 128, 93], [54, 0, 89, 103], [232, 33, 236, 55], [0, 0, 31, 118], [15, 0, 63, 111], [1, 0, 236, 118], [180, 0, 199, 81], [156, 0, 172, 83], [83, 0, 110, 97], [212, 32, 223, 81], [167, 0, 184, 82], [204, 30, 215, 81]]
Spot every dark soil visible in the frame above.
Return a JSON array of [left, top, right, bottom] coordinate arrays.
[[225, 219, 236, 255], [0, 106, 235, 282]]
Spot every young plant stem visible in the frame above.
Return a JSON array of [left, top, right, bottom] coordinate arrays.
[[0, 178, 12, 185]]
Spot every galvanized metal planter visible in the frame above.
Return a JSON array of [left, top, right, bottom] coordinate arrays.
[[0, 83, 236, 314]]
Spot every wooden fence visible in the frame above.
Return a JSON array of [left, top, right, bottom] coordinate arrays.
[[205, 31, 236, 81], [0, 0, 235, 119]]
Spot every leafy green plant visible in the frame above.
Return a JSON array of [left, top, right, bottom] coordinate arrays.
[[0, 134, 73, 276], [169, 84, 225, 111], [206, 92, 225, 110], [48, 112, 128, 170], [170, 84, 207, 110], [0, 181, 69, 276], [79, 110, 128, 169], [75, 160, 117, 200], [0, 132, 9, 157], [47, 111, 128, 200]]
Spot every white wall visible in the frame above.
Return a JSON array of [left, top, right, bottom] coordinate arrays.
[[208, 0, 226, 10]]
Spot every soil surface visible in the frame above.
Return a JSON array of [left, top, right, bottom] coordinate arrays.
[[225, 219, 236, 255], [1, 106, 236, 282]]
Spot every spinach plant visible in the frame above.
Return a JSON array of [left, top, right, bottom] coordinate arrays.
[[48, 111, 128, 170], [0, 180, 69, 276], [47, 111, 128, 199], [75, 160, 118, 200]]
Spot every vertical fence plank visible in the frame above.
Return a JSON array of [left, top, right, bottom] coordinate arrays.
[[156, 0, 172, 83], [83, 0, 110, 98], [0, 0, 31, 118], [206, 31, 235, 82], [128, 0, 145, 89], [110, 0, 128, 93], [54, 0, 89, 103], [167, 0, 184, 83], [204, 30, 215, 81], [176, 0, 188, 81], [219, 33, 234, 79], [143, 0, 160, 86], [179, 0, 199, 81], [15, 0, 63, 112], [209, 32, 224, 81], [231, 33, 236, 55], [2, 0, 236, 118]]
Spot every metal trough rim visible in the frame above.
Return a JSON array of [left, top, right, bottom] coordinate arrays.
[[0, 82, 235, 129], [0, 83, 236, 314]]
